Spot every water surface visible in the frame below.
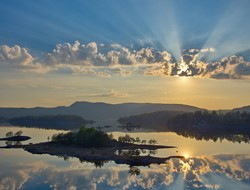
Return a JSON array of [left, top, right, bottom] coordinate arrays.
[[0, 126, 250, 190]]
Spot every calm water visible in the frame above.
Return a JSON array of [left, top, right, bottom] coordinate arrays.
[[0, 126, 250, 190]]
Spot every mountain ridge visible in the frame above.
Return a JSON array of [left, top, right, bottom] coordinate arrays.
[[0, 101, 204, 125], [0, 101, 249, 126]]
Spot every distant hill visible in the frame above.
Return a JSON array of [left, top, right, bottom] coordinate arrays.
[[232, 106, 250, 112], [0, 101, 204, 126], [118, 108, 250, 129], [8, 115, 94, 130], [118, 111, 185, 130]]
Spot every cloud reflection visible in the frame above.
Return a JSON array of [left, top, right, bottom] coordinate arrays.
[[0, 154, 250, 190]]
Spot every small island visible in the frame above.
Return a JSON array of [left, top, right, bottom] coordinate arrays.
[[1, 127, 184, 168], [0, 135, 31, 142], [0, 130, 31, 145]]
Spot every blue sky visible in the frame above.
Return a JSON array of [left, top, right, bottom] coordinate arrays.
[[1, 0, 250, 108], [1, 0, 248, 51]]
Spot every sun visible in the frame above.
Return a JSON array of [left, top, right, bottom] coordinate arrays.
[[178, 62, 189, 74], [184, 153, 190, 159]]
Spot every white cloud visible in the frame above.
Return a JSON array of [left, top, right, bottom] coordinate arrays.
[[77, 90, 130, 98], [1, 42, 250, 79], [200, 47, 215, 53], [0, 45, 33, 66]]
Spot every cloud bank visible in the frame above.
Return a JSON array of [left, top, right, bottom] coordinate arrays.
[[1, 42, 250, 79]]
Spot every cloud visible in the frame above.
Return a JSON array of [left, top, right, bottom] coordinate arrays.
[[169, 49, 250, 79], [1, 42, 250, 79], [77, 90, 130, 98], [45, 41, 171, 67], [236, 61, 250, 76], [47, 41, 101, 66], [0, 45, 33, 66], [203, 55, 245, 79], [42, 41, 173, 76], [0, 45, 51, 73]]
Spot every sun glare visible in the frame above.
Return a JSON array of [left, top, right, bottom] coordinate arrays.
[[184, 153, 190, 159], [179, 76, 189, 82], [178, 62, 189, 75]]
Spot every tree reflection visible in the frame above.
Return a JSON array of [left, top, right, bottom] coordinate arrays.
[[167, 111, 250, 143], [93, 160, 108, 168], [117, 149, 141, 157], [118, 122, 141, 131], [172, 130, 250, 143], [78, 158, 109, 168], [129, 166, 141, 176], [5, 141, 22, 146], [117, 149, 157, 157]]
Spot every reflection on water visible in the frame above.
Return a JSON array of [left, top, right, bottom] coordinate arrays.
[[111, 132, 250, 157], [0, 126, 67, 146], [5, 141, 22, 146], [116, 149, 157, 157], [1, 153, 250, 190], [0, 126, 250, 189]]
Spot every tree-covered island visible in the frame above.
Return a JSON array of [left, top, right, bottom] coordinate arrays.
[[0, 127, 183, 169]]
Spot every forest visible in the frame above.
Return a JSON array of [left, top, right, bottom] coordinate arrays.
[[118, 111, 250, 143], [166, 111, 250, 142], [8, 115, 95, 130]]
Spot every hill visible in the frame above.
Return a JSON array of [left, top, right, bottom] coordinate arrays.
[[232, 105, 250, 112], [0, 101, 204, 126], [118, 111, 185, 130]]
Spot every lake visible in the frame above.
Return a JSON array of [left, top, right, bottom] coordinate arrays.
[[0, 126, 250, 190]]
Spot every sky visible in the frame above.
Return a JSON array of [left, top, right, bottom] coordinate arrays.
[[0, 0, 250, 109]]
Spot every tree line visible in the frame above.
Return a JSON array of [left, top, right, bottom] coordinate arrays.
[[167, 111, 250, 142], [8, 115, 95, 130]]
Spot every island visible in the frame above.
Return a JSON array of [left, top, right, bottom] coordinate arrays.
[[0, 127, 184, 169], [0, 130, 31, 146], [0, 135, 31, 142]]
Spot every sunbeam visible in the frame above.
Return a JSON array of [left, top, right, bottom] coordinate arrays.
[[167, 173, 185, 190], [209, 174, 250, 190], [202, 0, 250, 61]]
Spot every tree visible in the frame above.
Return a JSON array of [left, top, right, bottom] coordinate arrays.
[[148, 139, 157, 145], [129, 166, 141, 176], [108, 133, 114, 140], [15, 130, 23, 136], [118, 134, 135, 143], [6, 131, 13, 138], [135, 137, 141, 144]]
